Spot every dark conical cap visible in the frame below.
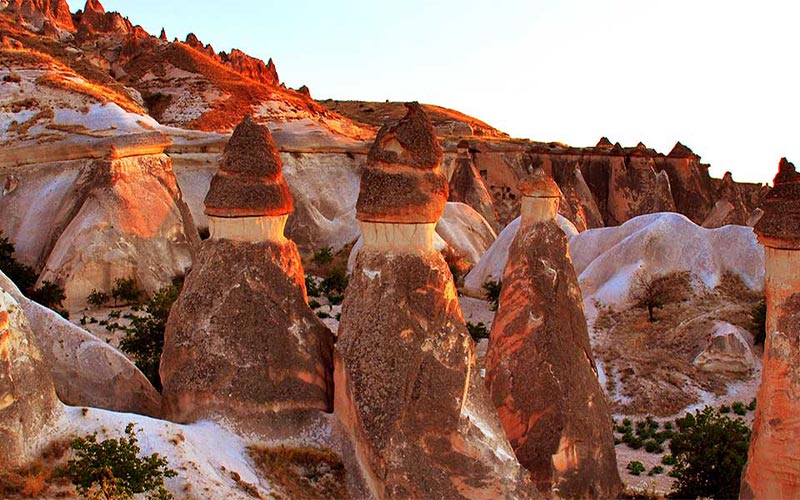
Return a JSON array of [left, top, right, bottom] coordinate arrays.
[[357, 103, 448, 223], [754, 158, 800, 246], [519, 167, 561, 198], [204, 115, 293, 218], [596, 137, 613, 148], [668, 141, 697, 159]]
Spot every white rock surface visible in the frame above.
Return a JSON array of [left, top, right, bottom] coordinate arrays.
[[0, 271, 161, 417], [694, 321, 757, 374], [571, 212, 764, 308], [463, 215, 578, 296]]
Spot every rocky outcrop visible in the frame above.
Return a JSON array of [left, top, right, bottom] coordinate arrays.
[[449, 140, 501, 231], [4, 0, 74, 31], [161, 116, 333, 426], [35, 137, 197, 310], [0, 279, 60, 468], [0, 271, 161, 417], [484, 169, 621, 498], [77, 0, 133, 34], [693, 321, 756, 375], [335, 104, 538, 499], [703, 171, 749, 228], [741, 158, 800, 499]]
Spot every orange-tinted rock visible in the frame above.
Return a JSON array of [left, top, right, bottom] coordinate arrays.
[[219, 50, 279, 86], [7, 0, 74, 31], [78, 0, 132, 34], [204, 115, 293, 218], [160, 238, 334, 424], [741, 158, 800, 498], [356, 103, 448, 224], [335, 249, 539, 499], [485, 190, 621, 497], [448, 141, 500, 231], [0, 285, 60, 468]]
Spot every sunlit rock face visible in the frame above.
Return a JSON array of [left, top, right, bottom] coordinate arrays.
[[485, 169, 621, 499], [335, 104, 539, 499], [37, 137, 198, 310], [449, 140, 501, 232], [741, 158, 800, 499], [160, 116, 333, 426], [0, 282, 60, 468]]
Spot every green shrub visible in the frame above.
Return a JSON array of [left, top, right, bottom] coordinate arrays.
[[663, 421, 674, 431], [312, 246, 333, 266], [626, 461, 645, 476], [305, 275, 321, 298], [0, 233, 38, 293], [719, 404, 731, 414], [316, 311, 330, 319], [112, 277, 142, 306], [751, 300, 766, 345], [662, 454, 678, 466], [644, 440, 664, 454], [66, 423, 176, 499], [668, 406, 750, 499], [622, 418, 632, 427], [321, 267, 348, 297], [649, 465, 665, 476], [308, 300, 321, 310], [748, 398, 757, 411], [87, 289, 110, 307], [482, 279, 502, 311], [119, 282, 182, 391], [732, 401, 747, 416], [466, 321, 489, 342], [28, 280, 67, 316]]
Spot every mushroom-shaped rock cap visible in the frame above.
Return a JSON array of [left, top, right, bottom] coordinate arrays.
[[754, 158, 800, 245], [356, 103, 447, 224], [668, 141, 698, 159], [519, 167, 562, 198], [204, 115, 293, 218]]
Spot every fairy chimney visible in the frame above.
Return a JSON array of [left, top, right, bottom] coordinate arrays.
[[160, 116, 333, 427], [335, 103, 539, 499], [741, 158, 800, 499], [485, 168, 621, 498], [449, 139, 501, 231]]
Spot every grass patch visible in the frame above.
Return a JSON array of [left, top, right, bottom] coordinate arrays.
[[247, 445, 348, 500]]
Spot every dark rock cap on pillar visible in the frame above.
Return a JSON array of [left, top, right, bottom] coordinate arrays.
[[204, 115, 293, 218], [356, 102, 448, 224], [754, 158, 800, 247]]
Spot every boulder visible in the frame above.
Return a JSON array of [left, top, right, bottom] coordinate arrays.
[[693, 321, 756, 374]]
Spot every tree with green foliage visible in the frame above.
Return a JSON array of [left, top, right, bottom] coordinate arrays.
[[482, 279, 502, 311], [466, 321, 489, 342], [66, 422, 176, 500], [0, 233, 38, 292], [312, 246, 334, 265], [668, 406, 751, 499], [112, 277, 142, 306], [321, 267, 348, 304], [88, 289, 110, 307], [119, 281, 182, 391]]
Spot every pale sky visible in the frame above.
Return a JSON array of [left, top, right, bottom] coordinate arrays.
[[103, 0, 799, 184]]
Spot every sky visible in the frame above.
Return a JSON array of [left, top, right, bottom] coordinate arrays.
[[103, 0, 799, 184]]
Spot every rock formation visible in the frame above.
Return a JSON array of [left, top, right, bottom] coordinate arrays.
[[0, 279, 60, 468], [35, 132, 198, 310], [449, 139, 501, 231], [335, 103, 537, 499], [741, 158, 800, 499], [484, 168, 621, 498], [4, 0, 74, 31], [0, 271, 161, 417], [160, 116, 333, 426]]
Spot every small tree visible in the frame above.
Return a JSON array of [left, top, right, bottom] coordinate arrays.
[[482, 279, 502, 312], [627, 270, 682, 322], [87, 289, 110, 307], [312, 246, 334, 266], [0, 233, 38, 293], [112, 277, 142, 306], [66, 423, 176, 500], [466, 321, 489, 342], [668, 406, 750, 499]]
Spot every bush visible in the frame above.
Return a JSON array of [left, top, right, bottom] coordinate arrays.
[[732, 401, 747, 416], [66, 423, 176, 499], [87, 289, 110, 307], [321, 267, 348, 305], [312, 246, 333, 266], [482, 279, 502, 312], [644, 440, 664, 454], [466, 321, 489, 342], [751, 300, 766, 345], [119, 282, 182, 391], [662, 454, 678, 466], [748, 398, 757, 411], [28, 280, 67, 316], [308, 299, 321, 310], [305, 275, 321, 298], [719, 404, 731, 414], [626, 461, 645, 476], [649, 466, 665, 476], [668, 406, 750, 499], [112, 277, 142, 306], [0, 233, 38, 295]]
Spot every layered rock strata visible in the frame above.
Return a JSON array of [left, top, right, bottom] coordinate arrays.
[[335, 103, 538, 499], [741, 158, 800, 499], [485, 168, 621, 498], [160, 116, 333, 425]]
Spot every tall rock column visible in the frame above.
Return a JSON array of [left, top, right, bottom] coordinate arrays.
[[485, 168, 621, 498], [741, 158, 800, 499], [160, 116, 333, 426], [335, 103, 538, 499]]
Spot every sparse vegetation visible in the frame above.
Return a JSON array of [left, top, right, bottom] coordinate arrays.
[[248, 445, 347, 500], [112, 277, 143, 306], [87, 289, 110, 307], [482, 279, 502, 311], [466, 321, 489, 342], [320, 267, 348, 305], [732, 401, 747, 416], [119, 278, 183, 391], [0, 233, 67, 316], [626, 461, 645, 476], [628, 270, 690, 322], [668, 406, 750, 499], [66, 423, 176, 500], [29, 281, 68, 317], [305, 275, 321, 298], [312, 246, 334, 266], [751, 300, 766, 345]]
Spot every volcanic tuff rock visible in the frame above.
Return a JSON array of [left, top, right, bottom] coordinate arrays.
[[161, 116, 333, 426], [0, 281, 60, 468], [335, 104, 538, 499], [3, 0, 74, 31], [0, 271, 161, 417], [448, 139, 500, 231], [485, 171, 621, 498], [742, 158, 800, 499]]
